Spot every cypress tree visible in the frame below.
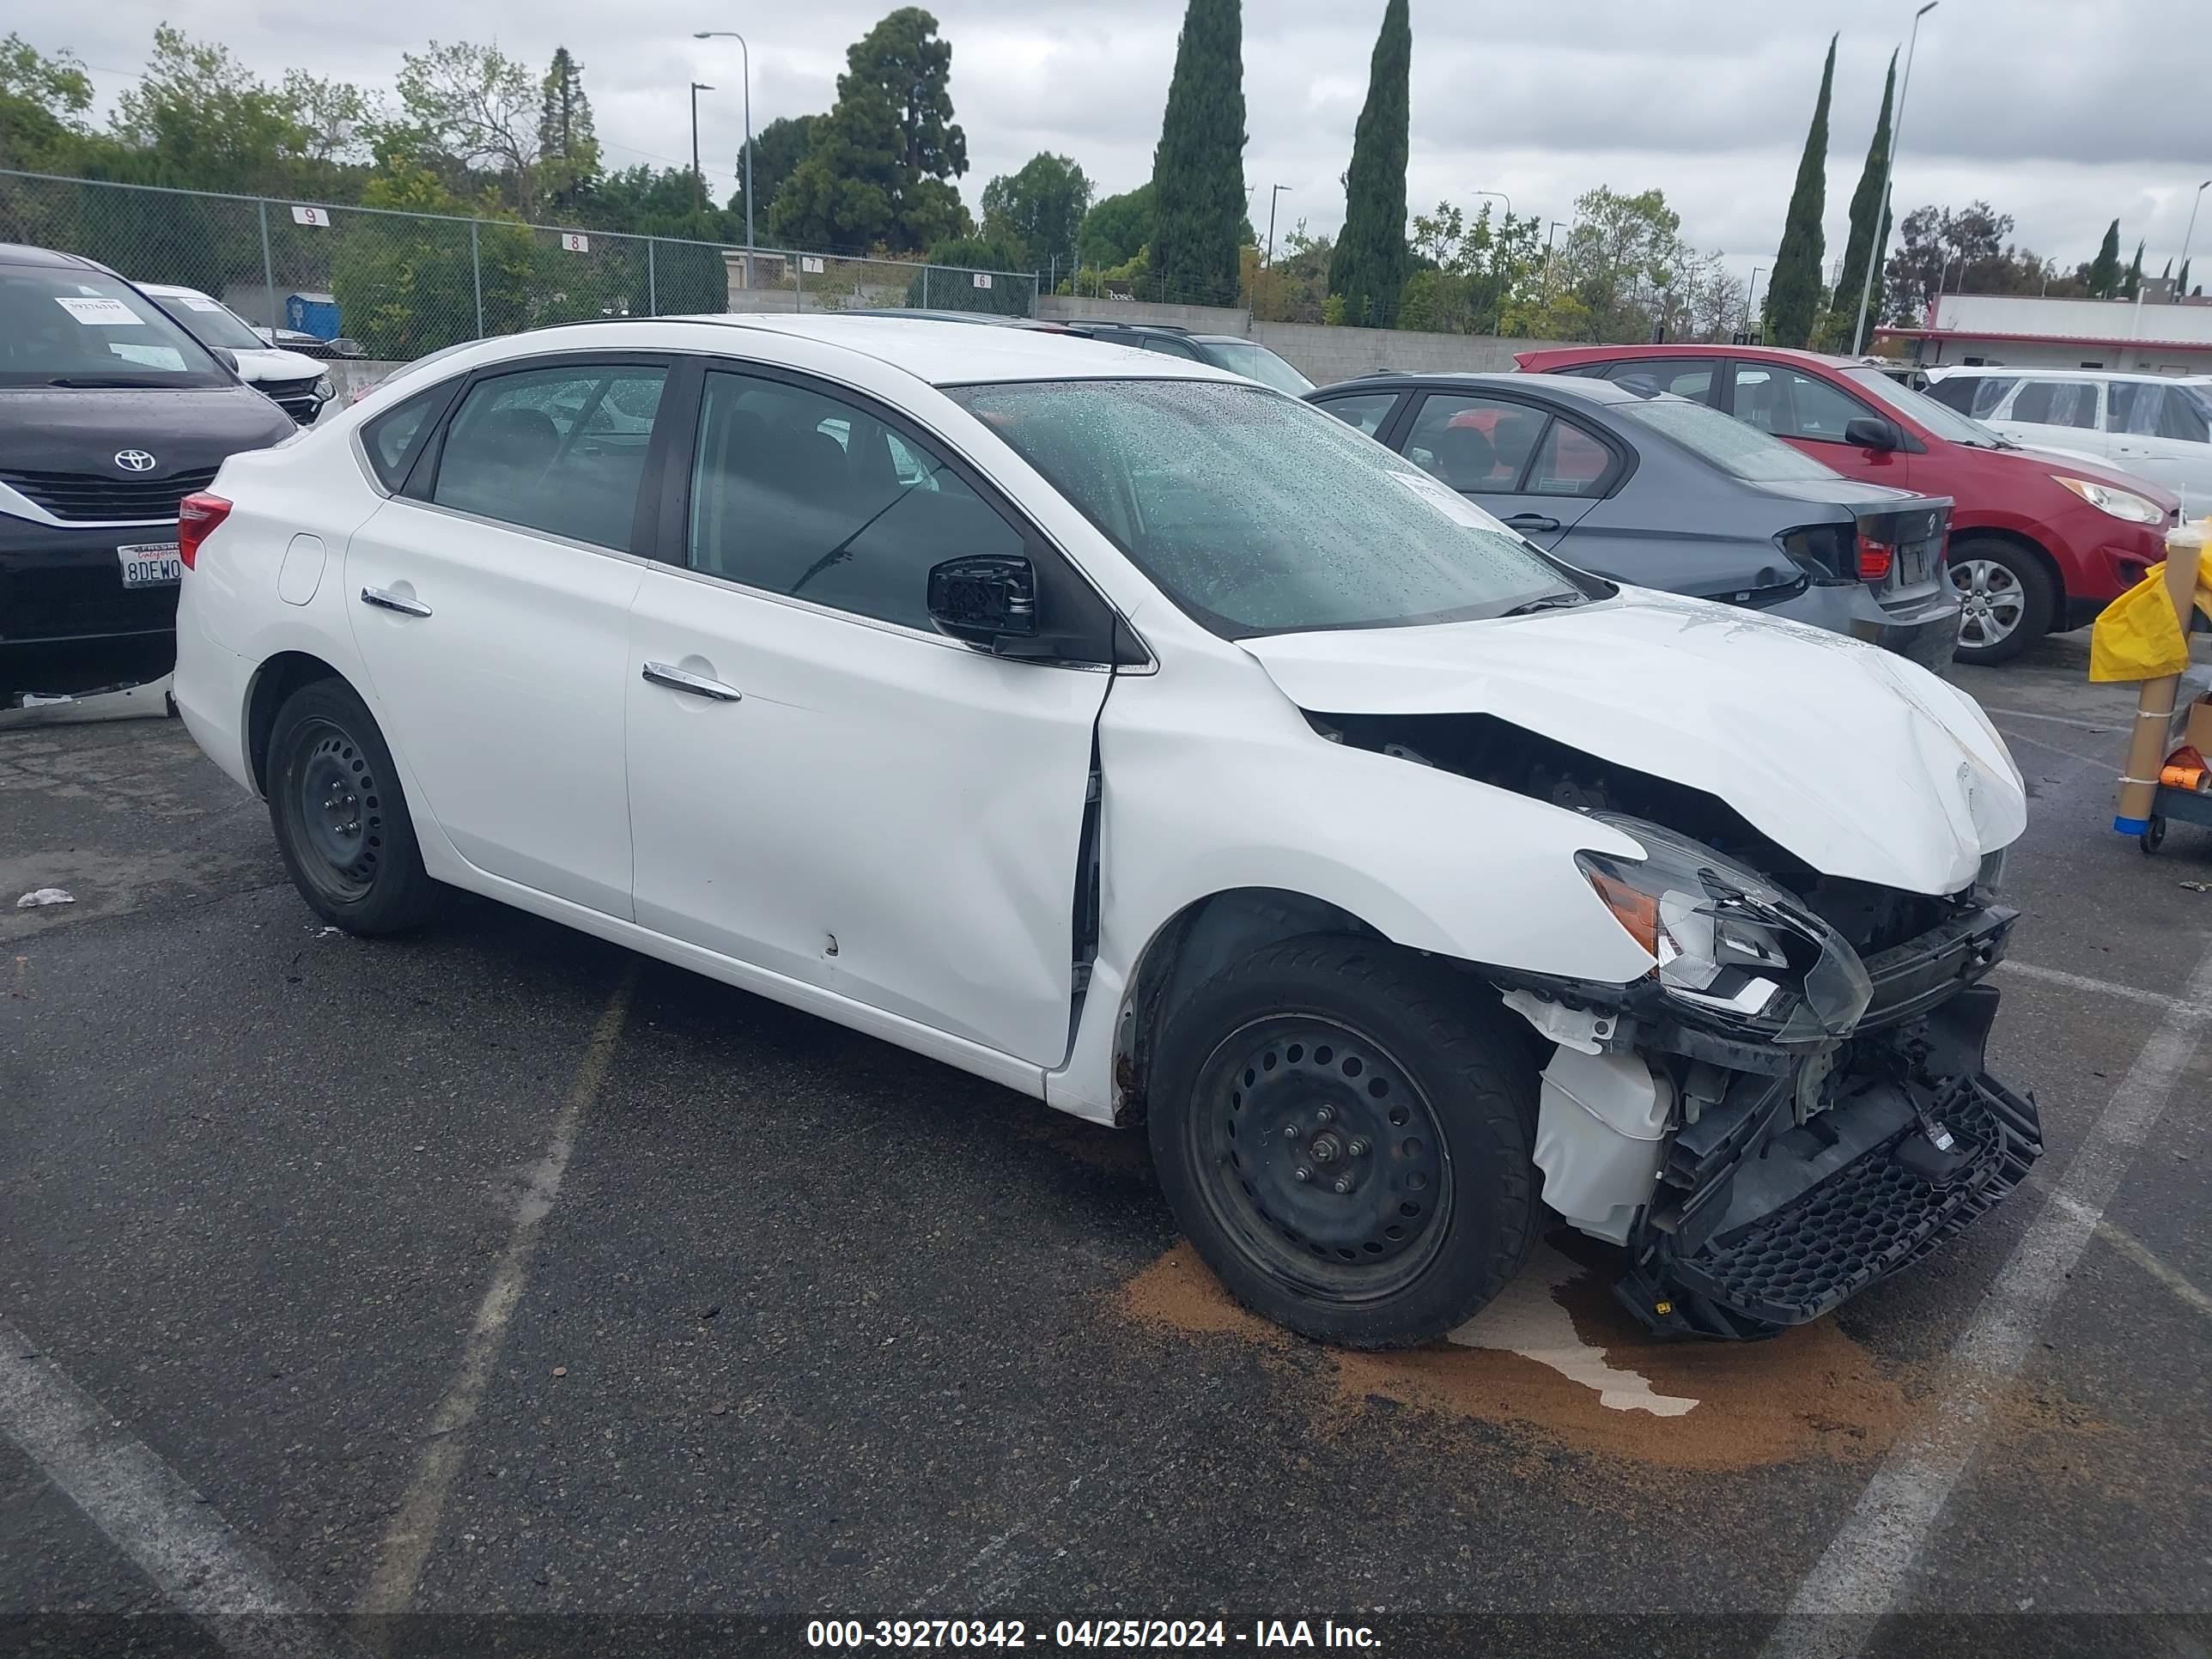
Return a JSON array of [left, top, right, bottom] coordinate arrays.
[[2123, 240, 2144, 299], [2087, 221, 2120, 297], [1149, 0, 1247, 306], [1764, 33, 1835, 349], [1826, 49, 1894, 352], [1328, 0, 1412, 327]]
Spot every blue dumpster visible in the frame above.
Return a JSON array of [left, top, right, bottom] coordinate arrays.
[[283, 292, 341, 341]]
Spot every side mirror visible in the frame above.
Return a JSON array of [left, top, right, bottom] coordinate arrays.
[[1844, 415, 1899, 452], [928, 555, 1037, 647], [212, 346, 240, 375]]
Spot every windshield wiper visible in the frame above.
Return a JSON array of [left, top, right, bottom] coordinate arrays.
[[1500, 592, 1586, 617]]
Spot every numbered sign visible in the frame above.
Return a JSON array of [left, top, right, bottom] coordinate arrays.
[[289, 205, 331, 228], [972, 272, 993, 289], [562, 232, 591, 253], [800, 255, 824, 274]]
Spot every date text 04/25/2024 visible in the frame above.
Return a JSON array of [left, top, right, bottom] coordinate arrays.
[[805, 1620, 1382, 1649]]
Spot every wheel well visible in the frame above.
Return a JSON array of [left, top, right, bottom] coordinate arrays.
[[1112, 888, 1382, 1122], [246, 651, 343, 795], [1950, 526, 2066, 601]]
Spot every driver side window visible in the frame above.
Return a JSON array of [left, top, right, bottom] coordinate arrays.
[[686, 370, 1025, 631]]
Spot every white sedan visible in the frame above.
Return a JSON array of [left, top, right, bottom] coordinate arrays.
[[173, 315, 2038, 1348]]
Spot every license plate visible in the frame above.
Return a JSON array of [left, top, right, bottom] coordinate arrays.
[[1894, 544, 1930, 586], [117, 542, 181, 588]]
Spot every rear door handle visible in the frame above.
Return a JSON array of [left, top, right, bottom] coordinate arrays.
[[360, 586, 432, 617], [1503, 514, 1562, 534], [641, 661, 743, 702]]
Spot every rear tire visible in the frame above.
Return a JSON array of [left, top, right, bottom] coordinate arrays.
[[265, 678, 441, 934], [1147, 935, 1539, 1349], [1949, 537, 2055, 665]]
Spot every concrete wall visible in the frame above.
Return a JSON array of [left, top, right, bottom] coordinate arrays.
[[1037, 295, 1250, 333]]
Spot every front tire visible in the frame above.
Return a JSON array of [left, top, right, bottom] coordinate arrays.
[[1949, 537, 2055, 665], [265, 678, 441, 934], [1147, 936, 1539, 1349]]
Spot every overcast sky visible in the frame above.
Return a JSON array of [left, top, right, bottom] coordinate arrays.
[[27, 0, 2212, 285]]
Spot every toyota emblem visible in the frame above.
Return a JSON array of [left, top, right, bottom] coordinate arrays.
[[113, 450, 158, 473]]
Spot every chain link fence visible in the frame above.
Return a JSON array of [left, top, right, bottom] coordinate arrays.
[[0, 170, 1038, 364]]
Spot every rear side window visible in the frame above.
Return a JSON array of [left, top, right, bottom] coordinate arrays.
[[430, 363, 669, 550], [1604, 359, 1717, 402], [362, 383, 453, 492], [686, 369, 1025, 631], [1927, 375, 2015, 419], [1524, 419, 1614, 497], [2009, 379, 2098, 429]]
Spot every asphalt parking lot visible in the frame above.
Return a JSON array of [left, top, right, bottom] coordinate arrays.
[[3, 632, 2209, 1659]]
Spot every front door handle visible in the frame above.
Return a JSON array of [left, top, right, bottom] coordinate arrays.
[[360, 586, 432, 617], [1503, 513, 1562, 534], [641, 661, 743, 702]]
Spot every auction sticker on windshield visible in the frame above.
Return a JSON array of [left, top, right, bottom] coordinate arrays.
[[1389, 468, 1501, 530], [117, 543, 181, 587], [54, 296, 143, 325]]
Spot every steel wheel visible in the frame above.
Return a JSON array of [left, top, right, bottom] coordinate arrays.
[[1954, 556, 2027, 653], [289, 718, 385, 903], [1188, 1015, 1453, 1303]]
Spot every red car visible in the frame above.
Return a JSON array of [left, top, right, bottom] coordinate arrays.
[[1514, 343, 2181, 664]]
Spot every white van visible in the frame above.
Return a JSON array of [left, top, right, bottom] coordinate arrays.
[[1923, 366, 2212, 514]]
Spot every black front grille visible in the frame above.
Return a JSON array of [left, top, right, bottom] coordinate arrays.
[[1, 466, 219, 524], [263, 383, 323, 426]]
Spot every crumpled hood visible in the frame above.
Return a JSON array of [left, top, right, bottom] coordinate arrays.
[[1243, 590, 2027, 896]]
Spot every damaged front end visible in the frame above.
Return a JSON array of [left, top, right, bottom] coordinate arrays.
[[1500, 812, 2041, 1341]]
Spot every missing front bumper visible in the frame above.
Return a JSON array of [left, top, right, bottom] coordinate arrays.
[[1613, 983, 2044, 1340]]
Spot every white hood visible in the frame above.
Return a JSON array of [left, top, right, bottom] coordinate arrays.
[[1242, 590, 2027, 896], [232, 346, 326, 386]]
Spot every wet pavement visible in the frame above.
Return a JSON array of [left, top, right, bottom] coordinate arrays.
[[2, 629, 2207, 1657]]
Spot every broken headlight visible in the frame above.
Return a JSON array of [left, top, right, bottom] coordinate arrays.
[[1575, 814, 1872, 1043]]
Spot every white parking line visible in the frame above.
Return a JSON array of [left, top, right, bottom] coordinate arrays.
[[1992, 727, 2111, 771], [1996, 958, 2203, 1013], [355, 966, 636, 1623], [1759, 939, 2212, 1656], [2093, 1215, 2212, 1322], [0, 1317, 356, 1659], [1979, 707, 2123, 734]]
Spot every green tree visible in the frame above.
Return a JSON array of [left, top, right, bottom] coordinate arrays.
[[537, 47, 599, 212], [2123, 239, 2143, 300], [1764, 33, 1833, 349], [1148, 0, 1246, 306], [2087, 219, 2121, 297], [109, 26, 318, 191], [1824, 48, 1895, 352], [734, 114, 817, 231], [980, 152, 1092, 275], [1549, 185, 1687, 343], [908, 231, 1028, 313], [1328, 0, 1411, 328], [769, 8, 969, 254], [1077, 183, 1154, 269], [394, 41, 543, 214]]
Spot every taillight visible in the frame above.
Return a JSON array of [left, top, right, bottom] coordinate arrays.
[[1855, 533, 1893, 581], [177, 492, 232, 569]]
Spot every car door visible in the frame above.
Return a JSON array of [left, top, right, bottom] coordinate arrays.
[[2106, 380, 2212, 513], [344, 353, 675, 919], [624, 362, 1112, 1066], [1991, 375, 2108, 459], [1392, 390, 1614, 548], [1723, 360, 1915, 488]]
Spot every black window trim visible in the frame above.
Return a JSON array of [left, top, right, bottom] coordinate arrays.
[[398, 349, 684, 559], [649, 356, 1144, 669], [1395, 387, 1633, 501], [356, 374, 468, 498]]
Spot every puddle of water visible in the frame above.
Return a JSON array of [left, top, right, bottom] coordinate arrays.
[[1117, 1239, 1915, 1470], [1445, 1243, 1698, 1417]]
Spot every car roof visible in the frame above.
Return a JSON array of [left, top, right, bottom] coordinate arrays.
[[1528, 341, 1874, 371], [1928, 364, 2181, 384], [1313, 368, 1650, 404], [0, 241, 107, 272], [135, 281, 210, 300], [532, 313, 1247, 388]]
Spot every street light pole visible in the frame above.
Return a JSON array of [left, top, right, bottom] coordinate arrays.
[[1851, 0, 1938, 356], [1544, 218, 1564, 300], [1471, 188, 1511, 226], [689, 82, 714, 216], [1746, 264, 1765, 336], [1267, 184, 1291, 265], [694, 30, 755, 289], [2177, 179, 2211, 302]]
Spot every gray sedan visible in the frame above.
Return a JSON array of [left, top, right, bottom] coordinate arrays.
[[1307, 372, 1962, 672]]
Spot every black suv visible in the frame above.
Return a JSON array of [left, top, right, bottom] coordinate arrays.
[[0, 243, 295, 683]]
